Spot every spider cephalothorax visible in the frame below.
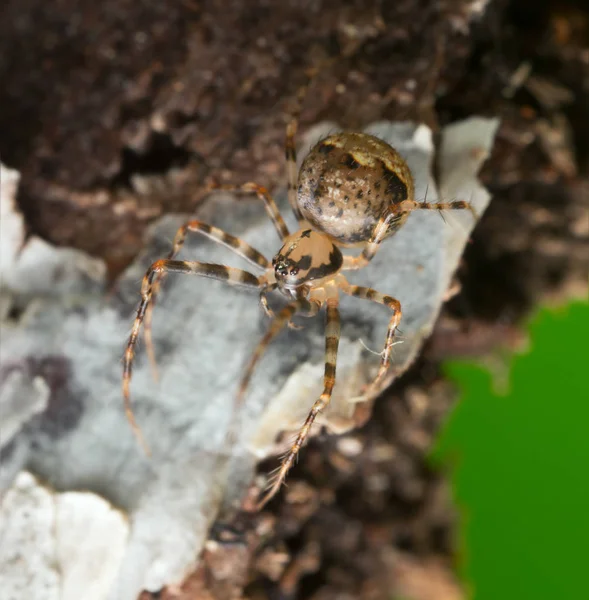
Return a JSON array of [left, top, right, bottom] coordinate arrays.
[[272, 229, 343, 290], [122, 69, 476, 509]]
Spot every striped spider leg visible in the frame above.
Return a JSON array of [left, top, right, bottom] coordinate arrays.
[[252, 271, 402, 509], [338, 279, 402, 398], [284, 60, 336, 223], [142, 182, 290, 381], [249, 257, 402, 508], [335, 199, 476, 393], [254, 284, 341, 509], [122, 236, 274, 452], [343, 198, 477, 271], [250, 257, 403, 508]]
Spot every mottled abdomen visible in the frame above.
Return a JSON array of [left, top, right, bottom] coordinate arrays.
[[297, 132, 415, 246]]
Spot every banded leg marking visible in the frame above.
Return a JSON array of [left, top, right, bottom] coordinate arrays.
[[343, 199, 476, 270], [394, 198, 477, 219], [341, 284, 402, 394], [144, 220, 269, 380], [285, 63, 330, 223], [257, 296, 341, 509], [123, 259, 262, 451], [285, 118, 302, 222], [210, 182, 289, 240], [236, 296, 321, 406]]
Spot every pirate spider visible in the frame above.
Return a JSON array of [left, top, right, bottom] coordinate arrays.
[[122, 70, 475, 509]]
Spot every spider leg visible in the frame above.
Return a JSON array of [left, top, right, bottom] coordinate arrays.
[[285, 77, 309, 223], [343, 199, 476, 270], [257, 293, 341, 509], [394, 198, 477, 220], [285, 60, 335, 223], [236, 295, 321, 406], [210, 182, 290, 240], [144, 220, 269, 381], [123, 258, 264, 452], [340, 281, 402, 396]]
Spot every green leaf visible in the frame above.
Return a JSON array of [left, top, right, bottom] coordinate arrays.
[[432, 301, 589, 599]]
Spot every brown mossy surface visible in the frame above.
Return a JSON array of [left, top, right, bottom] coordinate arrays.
[[2, 0, 587, 598]]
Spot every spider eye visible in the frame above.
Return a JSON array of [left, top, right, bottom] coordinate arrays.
[[289, 267, 299, 276]]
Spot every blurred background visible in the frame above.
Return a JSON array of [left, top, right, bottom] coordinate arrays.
[[1, 0, 588, 599]]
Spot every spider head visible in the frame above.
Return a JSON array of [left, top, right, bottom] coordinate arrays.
[[272, 254, 304, 288], [272, 229, 343, 290]]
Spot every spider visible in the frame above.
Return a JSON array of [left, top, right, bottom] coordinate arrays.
[[122, 68, 475, 509]]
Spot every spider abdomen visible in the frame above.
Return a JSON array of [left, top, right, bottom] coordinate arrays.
[[297, 132, 415, 246]]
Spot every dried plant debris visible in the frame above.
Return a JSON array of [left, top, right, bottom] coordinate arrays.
[[0, 117, 497, 599]]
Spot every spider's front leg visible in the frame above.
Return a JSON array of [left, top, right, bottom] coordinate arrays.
[[395, 198, 477, 220], [209, 182, 290, 240], [343, 199, 476, 271], [122, 258, 265, 452], [143, 220, 270, 381], [257, 291, 341, 509]]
